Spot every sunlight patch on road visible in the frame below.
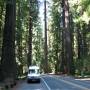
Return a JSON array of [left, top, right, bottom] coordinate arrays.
[[75, 78, 90, 81]]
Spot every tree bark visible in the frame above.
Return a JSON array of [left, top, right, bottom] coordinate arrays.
[[60, 0, 66, 74], [16, 1, 23, 76], [0, 3, 4, 81], [0, 3, 4, 61], [61, 0, 73, 74], [1, 0, 17, 80], [44, 0, 48, 73], [28, 0, 33, 66]]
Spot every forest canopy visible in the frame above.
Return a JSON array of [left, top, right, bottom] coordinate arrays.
[[0, 0, 90, 81]]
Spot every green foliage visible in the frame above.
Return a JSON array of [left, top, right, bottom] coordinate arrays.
[[48, 0, 62, 73], [32, 21, 43, 66], [81, 0, 90, 15]]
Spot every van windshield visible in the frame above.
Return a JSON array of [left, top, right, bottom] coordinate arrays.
[[37, 69, 40, 74], [29, 69, 35, 74]]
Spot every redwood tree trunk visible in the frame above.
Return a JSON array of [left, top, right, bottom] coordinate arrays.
[[0, 3, 4, 61], [28, 0, 33, 66], [44, 0, 48, 73], [1, 0, 17, 80], [28, 17, 32, 66], [60, 0, 66, 74], [0, 4, 4, 81], [61, 0, 74, 74], [65, 0, 74, 75], [16, 1, 23, 76]]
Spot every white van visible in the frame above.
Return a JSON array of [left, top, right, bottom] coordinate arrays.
[[27, 66, 40, 83]]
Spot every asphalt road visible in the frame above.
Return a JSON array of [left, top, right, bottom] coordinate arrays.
[[12, 75, 90, 90]]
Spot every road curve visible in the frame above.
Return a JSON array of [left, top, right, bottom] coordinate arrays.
[[11, 75, 90, 90]]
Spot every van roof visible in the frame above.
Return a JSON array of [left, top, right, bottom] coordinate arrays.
[[29, 66, 39, 69]]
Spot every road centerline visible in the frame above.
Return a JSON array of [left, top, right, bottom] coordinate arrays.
[[41, 77, 51, 90]]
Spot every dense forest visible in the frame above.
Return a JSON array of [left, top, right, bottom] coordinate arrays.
[[0, 0, 90, 82]]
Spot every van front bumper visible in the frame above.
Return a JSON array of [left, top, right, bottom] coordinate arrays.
[[27, 77, 40, 83]]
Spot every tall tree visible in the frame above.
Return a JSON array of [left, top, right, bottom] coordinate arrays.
[[50, 0, 61, 73], [28, 0, 39, 66], [60, 0, 66, 74], [0, 1, 5, 61], [28, 0, 32, 66], [44, 0, 48, 73], [62, 0, 74, 75], [16, 0, 23, 76], [1, 0, 17, 80], [0, 0, 5, 81]]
